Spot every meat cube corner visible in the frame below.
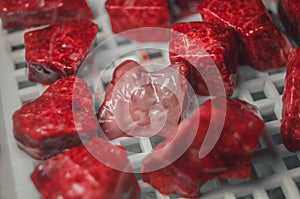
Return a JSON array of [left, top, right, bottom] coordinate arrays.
[[105, 0, 170, 42]]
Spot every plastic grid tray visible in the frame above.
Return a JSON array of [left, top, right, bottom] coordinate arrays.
[[1, 0, 300, 199]]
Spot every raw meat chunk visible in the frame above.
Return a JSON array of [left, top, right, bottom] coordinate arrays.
[[24, 19, 98, 85], [278, 0, 300, 44], [281, 47, 300, 152], [142, 98, 264, 197], [169, 22, 238, 96], [105, 0, 169, 41], [31, 137, 140, 199], [12, 76, 99, 160], [97, 60, 190, 140], [0, 0, 94, 29], [198, 0, 292, 71]]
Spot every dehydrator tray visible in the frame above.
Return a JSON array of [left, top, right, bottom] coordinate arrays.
[[1, 0, 300, 199]]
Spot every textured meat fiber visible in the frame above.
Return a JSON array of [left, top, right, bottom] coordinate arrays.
[[278, 0, 300, 44], [105, 0, 169, 41], [170, 22, 238, 96], [281, 47, 300, 152], [31, 137, 140, 199], [0, 0, 94, 29], [12, 76, 99, 160], [142, 98, 264, 197], [198, 0, 292, 71], [97, 60, 189, 140], [24, 19, 98, 85]]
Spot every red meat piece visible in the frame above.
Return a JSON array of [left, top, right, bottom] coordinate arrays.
[[97, 60, 189, 140], [105, 0, 170, 42], [169, 22, 238, 96], [142, 98, 264, 197], [31, 137, 140, 199], [12, 76, 99, 160], [198, 0, 292, 71], [24, 19, 98, 85], [281, 47, 300, 152], [0, 0, 94, 29], [278, 0, 300, 44]]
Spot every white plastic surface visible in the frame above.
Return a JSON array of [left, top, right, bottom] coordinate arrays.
[[1, 0, 300, 199]]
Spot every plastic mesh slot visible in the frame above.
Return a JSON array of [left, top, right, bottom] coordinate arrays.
[[96, 43, 108, 51], [253, 161, 274, 178], [239, 67, 258, 81], [250, 90, 266, 101], [261, 111, 277, 122], [14, 62, 27, 70], [17, 80, 36, 89], [294, 178, 300, 193], [227, 178, 250, 186], [11, 44, 25, 52], [20, 93, 39, 105], [134, 172, 142, 181], [143, 191, 157, 199], [274, 81, 284, 95], [271, 133, 283, 145], [276, 84, 284, 95], [257, 136, 267, 149], [200, 179, 219, 193], [267, 68, 286, 75], [283, 155, 300, 170], [147, 50, 163, 59], [266, 187, 285, 199], [124, 143, 143, 155], [169, 193, 182, 199], [236, 194, 254, 199], [7, 28, 24, 34], [116, 37, 132, 46], [149, 136, 165, 148]]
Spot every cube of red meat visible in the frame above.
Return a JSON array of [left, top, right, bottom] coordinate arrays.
[[97, 60, 190, 140], [281, 47, 300, 152], [0, 0, 94, 29], [198, 0, 292, 71], [142, 98, 264, 197], [24, 19, 98, 85], [169, 22, 238, 96], [12, 76, 99, 160], [31, 137, 140, 199], [105, 0, 170, 41], [278, 0, 300, 44]]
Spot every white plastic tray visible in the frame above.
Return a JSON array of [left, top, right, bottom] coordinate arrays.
[[1, 0, 300, 199]]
